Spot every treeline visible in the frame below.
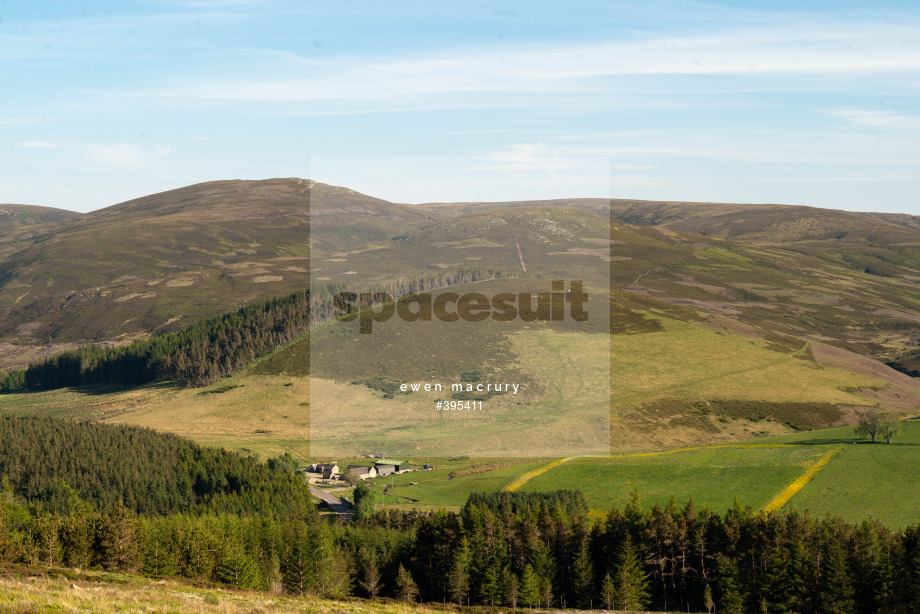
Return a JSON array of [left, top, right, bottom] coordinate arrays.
[[0, 368, 24, 392], [307, 267, 520, 327], [15, 290, 310, 389], [0, 416, 312, 518], [0, 290, 309, 391], [1, 484, 919, 612], [1, 267, 519, 391]]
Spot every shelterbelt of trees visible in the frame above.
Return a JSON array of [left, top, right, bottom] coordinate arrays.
[[0, 267, 517, 391], [2, 290, 310, 390], [0, 416, 313, 517], [0, 420, 919, 613]]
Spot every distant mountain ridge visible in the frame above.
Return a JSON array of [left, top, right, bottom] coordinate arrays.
[[0, 179, 424, 350], [1, 178, 919, 367], [0, 204, 79, 231]]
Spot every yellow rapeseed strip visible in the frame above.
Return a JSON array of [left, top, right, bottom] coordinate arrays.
[[502, 443, 828, 495], [504, 457, 575, 492], [761, 448, 841, 513]]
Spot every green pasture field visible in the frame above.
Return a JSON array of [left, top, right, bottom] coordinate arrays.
[[381, 421, 920, 528]]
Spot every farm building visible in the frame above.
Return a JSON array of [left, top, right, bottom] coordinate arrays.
[[311, 463, 340, 479], [375, 459, 410, 472], [345, 465, 377, 480], [375, 464, 396, 477]]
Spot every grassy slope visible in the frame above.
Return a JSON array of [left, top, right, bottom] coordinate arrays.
[[2, 306, 909, 458], [1, 300, 915, 459], [0, 567, 675, 614], [780, 420, 920, 527], [0, 569, 482, 614], [385, 421, 920, 527], [365, 459, 549, 510], [0, 375, 313, 460], [422, 196, 920, 275], [517, 446, 827, 515]]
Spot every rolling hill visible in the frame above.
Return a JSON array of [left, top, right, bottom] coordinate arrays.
[[1, 178, 919, 458], [0, 203, 79, 233], [0, 179, 438, 361]]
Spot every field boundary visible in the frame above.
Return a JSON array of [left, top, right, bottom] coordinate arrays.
[[761, 447, 841, 513], [612, 442, 799, 459], [503, 443, 817, 493], [504, 457, 575, 492]]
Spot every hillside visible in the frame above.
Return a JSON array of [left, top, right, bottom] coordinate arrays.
[[0, 203, 79, 233], [0, 179, 436, 358], [2, 179, 920, 458], [418, 196, 920, 371], [0, 574, 497, 614], [419, 196, 920, 273]]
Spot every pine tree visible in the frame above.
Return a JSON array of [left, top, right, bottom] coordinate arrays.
[[448, 537, 471, 605], [216, 544, 262, 590], [359, 547, 382, 598], [571, 538, 595, 608], [60, 512, 93, 569], [325, 544, 353, 599], [96, 501, 138, 571], [614, 535, 650, 610], [0, 481, 28, 565], [396, 564, 419, 603], [813, 534, 853, 614], [704, 583, 714, 613], [502, 566, 520, 608], [34, 513, 62, 567], [306, 521, 339, 597], [520, 564, 540, 608], [601, 572, 616, 610], [539, 573, 554, 608], [480, 563, 501, 605], [714, 553, 745, 614], [900, 526, 920, 610], [140, 519, 179, 577]]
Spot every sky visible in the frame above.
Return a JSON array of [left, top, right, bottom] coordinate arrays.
[[2, 0, 919, 214]]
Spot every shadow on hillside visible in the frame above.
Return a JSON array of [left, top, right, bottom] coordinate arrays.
[[67, 380, 179, 396], [788, 438, 860, 445]]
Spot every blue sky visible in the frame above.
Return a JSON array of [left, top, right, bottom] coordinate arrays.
[[2, 1, 919, 213]]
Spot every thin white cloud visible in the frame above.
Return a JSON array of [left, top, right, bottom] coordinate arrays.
[[158, 21, 920, 104], [84, 143, 172, 167], [18, 141, 58, 148], [829, 109, 920, 130], [482, 143, 605, 172], [757, 176, 918, 183]]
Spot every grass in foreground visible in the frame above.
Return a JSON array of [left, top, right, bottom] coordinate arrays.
[[0, 567, 662, 614]]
